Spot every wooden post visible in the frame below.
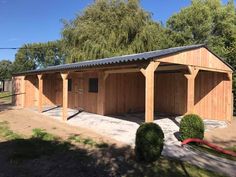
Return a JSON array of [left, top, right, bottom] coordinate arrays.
[[97, 71, 107, 115], [37, 74, 43, 112], [184, 66, 199, 114], [22, 76, 26, 107], [141, 61, 160, 122], [61, 73, 68, 121], [227, 73, 233, 122]]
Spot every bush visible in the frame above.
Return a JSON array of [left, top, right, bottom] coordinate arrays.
[[179, 114, 205, 141], [135, 123, 164, 163]]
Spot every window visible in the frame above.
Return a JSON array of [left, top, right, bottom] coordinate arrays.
[[89, 78, 98, 93], [68, 79, 72, 92]]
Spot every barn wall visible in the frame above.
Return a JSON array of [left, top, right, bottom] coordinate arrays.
[[154, 72, 187, 115], [24, 75, 38, 107], [194, 71, 231, 121], [42, 74, 58, 106], [66, 71, 98, 113], [104, 72, 145, 115], [49, 71, 101, 113], [158, 48, 232, 72]]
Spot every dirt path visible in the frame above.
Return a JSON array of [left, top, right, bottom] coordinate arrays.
[[0, 108, 123, 146], [205, 119, 236, 148]]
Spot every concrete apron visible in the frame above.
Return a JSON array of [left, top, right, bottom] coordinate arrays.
[[32, 107, 236, 177]]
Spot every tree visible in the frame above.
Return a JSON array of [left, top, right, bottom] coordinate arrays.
[[166, 0, 236, 58], [0, 60, 13, 80], [13, 40, 66, 73], [62, 0, 170, 63]]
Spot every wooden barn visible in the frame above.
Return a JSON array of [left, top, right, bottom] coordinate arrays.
[[12, 44, 234, 122]]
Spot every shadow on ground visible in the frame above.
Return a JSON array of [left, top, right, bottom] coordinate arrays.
[[0, 137, 220, 177], [0, 103, 14, 112]]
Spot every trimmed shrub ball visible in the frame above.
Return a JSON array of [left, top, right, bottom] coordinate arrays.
[[179, 114, 205, 141], [135, 123, 164, 163]]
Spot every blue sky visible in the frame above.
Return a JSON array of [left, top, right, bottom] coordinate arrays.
[[0, 0, 233, 61]]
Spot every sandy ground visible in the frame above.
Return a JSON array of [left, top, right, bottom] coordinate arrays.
[[0, 107, 123, 147], [205, 118, 236, 148]]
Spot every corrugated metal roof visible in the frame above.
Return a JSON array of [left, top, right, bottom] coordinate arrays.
[[13, 44, 233, 75]]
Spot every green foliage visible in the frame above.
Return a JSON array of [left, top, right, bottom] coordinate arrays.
[[167, 0, 236, 56], [135, 123, 164, 163], [226, 145, 236, 153], [13, 40, 66, 73], [62, 0, 169, 62], [0, 121, 21, 140], [0, 60, 13, 80], [179, 114, 205, 141], [0, 92, 12, 103], [32, 128, 57, 141]]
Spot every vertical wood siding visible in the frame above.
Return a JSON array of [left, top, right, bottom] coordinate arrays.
[[195, 71, 231, 120], [105, 72, 145, 115], [155, 72, 187, 115], [158, 48, 231, 71], [24, 75, 38, 107]]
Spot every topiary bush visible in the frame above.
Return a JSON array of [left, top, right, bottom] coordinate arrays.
[[135, 123, 164, 163], [179, 114, 205, 141]]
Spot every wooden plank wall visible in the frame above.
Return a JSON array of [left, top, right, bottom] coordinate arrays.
[[43, 75, 58, 106], [105, 72, 145, 115], [69, 72, 98, 113], [195, 71, 231, 120], [24, 75, 38, 107], [67, 72, 98, 113], [155, 72, 187, 115], [158, 47, 232, 72]]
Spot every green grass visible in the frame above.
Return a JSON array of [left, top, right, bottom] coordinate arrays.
[[0, 126, 225, 176], [191, 144, 236, 161], [68, 134, 109, 148], [226, 145, 236, 153], [126, 157, 225, 177], [0, 121, 21, 140], [0, 92, 12, 103], [32, 128, 57, 141]]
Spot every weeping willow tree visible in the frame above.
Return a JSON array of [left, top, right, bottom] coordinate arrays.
[[62, 0, 169, 63]]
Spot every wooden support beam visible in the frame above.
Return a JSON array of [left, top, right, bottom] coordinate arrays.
[[184, 67, 199, 114], [97, 71, 107, 115], [226, 73, 233, 122], [61, 73, 69, 121], [37, 74, 43, 113], [105, 68, 140, 75], [156, 64, 187, 71], [22, 76, 26, 108], [141, 61, 160, 122]]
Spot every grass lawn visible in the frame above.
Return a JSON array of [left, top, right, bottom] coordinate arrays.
[[0, 92, 12, 104], [190, 144, 236, 161], [0, 121, 226, 177]]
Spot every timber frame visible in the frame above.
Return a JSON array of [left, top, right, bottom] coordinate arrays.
[[12, 45, 234, 122]]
